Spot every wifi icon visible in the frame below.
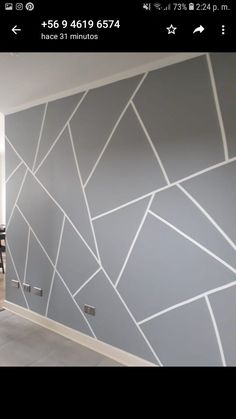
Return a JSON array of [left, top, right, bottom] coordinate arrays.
[[153, 2, 162, 10]]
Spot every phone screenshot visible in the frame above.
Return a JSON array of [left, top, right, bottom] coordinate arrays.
[[0, 1, 235, 368]]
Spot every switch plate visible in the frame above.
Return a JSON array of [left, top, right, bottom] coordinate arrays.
[[32, 287, 43, 296], [84, 304, 96, 316], [11, 279, 19, 288], [23, 283, 31, 292]]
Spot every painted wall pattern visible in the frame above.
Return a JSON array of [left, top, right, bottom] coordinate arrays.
[[5, 53, 236, 366]]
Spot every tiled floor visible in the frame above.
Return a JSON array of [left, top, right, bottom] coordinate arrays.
[[0, 273, 5, 308], [0, 310, 122, 366]]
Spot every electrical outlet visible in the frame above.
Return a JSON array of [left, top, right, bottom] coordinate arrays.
[[84, 304, 95, 316], [23, 283, 31, 292], [32, 287, 43, 296], [11, 279, 19, 288]]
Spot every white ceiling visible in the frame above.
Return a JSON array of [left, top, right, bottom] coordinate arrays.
[[0, 52, 197, 115]]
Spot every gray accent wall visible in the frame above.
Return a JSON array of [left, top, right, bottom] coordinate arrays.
[[5, 54, 236, 366]]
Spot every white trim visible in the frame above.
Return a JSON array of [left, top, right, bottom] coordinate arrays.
[[22, 227, 31, 286], [101, 268, 162, 366], [68, 123, 101, 263], [90, 155, 236, 221], [115, 194, 155, 288], [7, 242, 29, 309], [2, 301, 156, 366], [178, 184, 236, 251], [55, 268, 97, 339], [5, 162, 23, 184], [205, 295, 226, 366], [34, 91, 88, 174], [45, 215, 66, 317], [84, 72, 148, 188], [149, 210, 236, 275], [131, 101, 170, 184], [7, 164, 161, 363], [73, 267, 102, 298], [206, 53, 229, 161], [6, 167, 28, 230], [4, 53, 205, 116], [32, 103, 48, 172]]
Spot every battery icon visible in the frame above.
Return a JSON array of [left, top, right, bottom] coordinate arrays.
[[189, 2, 194, 10]]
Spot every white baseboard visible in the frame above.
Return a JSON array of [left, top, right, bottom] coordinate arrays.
[[3, 300, 156, 366]]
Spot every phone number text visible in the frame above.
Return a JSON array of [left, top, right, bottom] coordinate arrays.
[[41, 20, 120, 29]]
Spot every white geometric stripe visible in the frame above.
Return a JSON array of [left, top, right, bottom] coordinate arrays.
[[15, 202, 162, 363], [115, 194, 155, 288], [5, 161, 23, 184], [45, 215, 66, 317], [68, 123, 101, 263], [177, 184, 236, 251], [84, 73, 148, 188], [205, 295, 226, 366], [6, 134, 100, 266], [91, 155, 236, 221], [102, 267, 162, 366], [206, 53, 229, 161], [131, 100, 170, 184], [138, 281, 236, 326], [73, 268, 102, 298], [15, 205, 96, 338], [6, 167, 28, 230], [149, 210, 236, 275], [34, 91, 88, 174], [23, 227, 31, 286], [32, 103, 48, 172]]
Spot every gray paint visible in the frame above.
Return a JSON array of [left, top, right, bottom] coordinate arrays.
[[70, 75, 142, 183], [5, 250, 27, 308], [25, 233, 54, 315], [93, 197, 149, 283], [75, 270, 158, 364], [118, 214, 236, 321], [5, 104, 45, 169], [6, 207, 29, 283], [151, 186, 236, 269], [48, 273, 93, 336], [86, 106, 166, 216], [35, 93, 83, 170], [6, 163, 26, 221], [141, 299, 222, 366], [134, 56, 224, 181], [37, 127, 96, 255], [57, 219, 99, 295], [5, 141, 21, 180], [17, 171, 64, 263], [209, 286, 236, 365], [210, 53, 236, 158], [183, 161, 236, 244], [5, 54, 236, 365]]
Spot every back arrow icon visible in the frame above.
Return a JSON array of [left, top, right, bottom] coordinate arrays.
[[193, 25, 205, 34], [12, 25, 21, 35]]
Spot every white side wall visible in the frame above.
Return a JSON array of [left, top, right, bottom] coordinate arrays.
[[0, 113, 5, 225]]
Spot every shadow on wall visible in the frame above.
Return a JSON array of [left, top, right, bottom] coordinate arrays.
[[4, 53, 236, 366]]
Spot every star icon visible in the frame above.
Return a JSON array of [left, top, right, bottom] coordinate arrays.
[[166, 24, 177, 34]]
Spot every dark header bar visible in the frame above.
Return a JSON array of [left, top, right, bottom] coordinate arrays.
[[0, 1, 234, 51]]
